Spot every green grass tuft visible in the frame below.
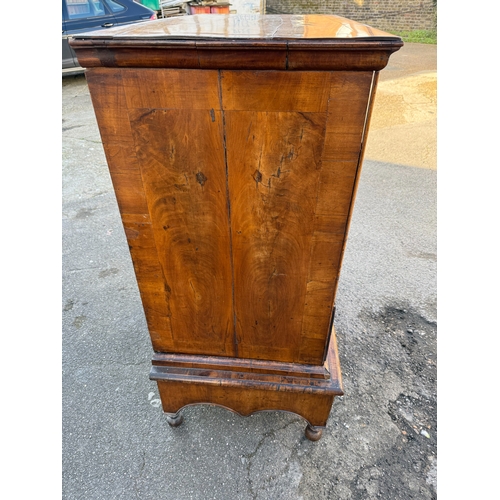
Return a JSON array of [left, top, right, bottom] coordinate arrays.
[[391, 29, 437, 44]]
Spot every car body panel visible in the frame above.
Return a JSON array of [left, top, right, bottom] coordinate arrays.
[[62, 0, 156, 74], [62, 4, 76, 69]]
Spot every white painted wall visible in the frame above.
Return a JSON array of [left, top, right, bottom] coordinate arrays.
[[228, 0, 265, 14]]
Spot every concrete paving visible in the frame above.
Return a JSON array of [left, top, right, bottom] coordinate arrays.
[[62, 42, 437, 499], [366, 42, 437, 169]]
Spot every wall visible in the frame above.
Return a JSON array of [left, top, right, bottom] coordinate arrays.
[[265, 0, 437, 33]]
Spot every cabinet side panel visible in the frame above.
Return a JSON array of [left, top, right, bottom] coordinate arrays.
[[126, 103, 235, 357], [225, 106, 327, 363], [85, 68, 174, 349], [121, 214, 175, 348], [85, 69, 142, 176], [223, 70, 373, 364], [298, 71, 374, 364], [120, 68, 221, 111], [221, 70, 331, 112], [322, 72, 374, 162]]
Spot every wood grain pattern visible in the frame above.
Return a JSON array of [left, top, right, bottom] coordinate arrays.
[[72, 41, 399, 71], [156, 380, 336, 426], [121, 68, 220, 110], [74, 14, 400, 40], [79, 18, 402, 437], [222, 71, 332, 363], [86, 68, 374, 364], [221, 70, 331, 112], [152, 350, 330, 379], [152, 333, 343, 427], [225, 108, 327, 362], [115, 42, 200, 69], [70, 15, 402, 72], [128, 105, 235, 356], [323, 72, 374, 162], [296, 72, 374, 363], [121, 213, 174, 350], [86, 68, 175, 350], [85, 69, 141, 176], [286, 46, 398, 71]]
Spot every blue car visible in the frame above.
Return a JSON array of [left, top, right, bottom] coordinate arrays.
[[63, 0, 157, 75]]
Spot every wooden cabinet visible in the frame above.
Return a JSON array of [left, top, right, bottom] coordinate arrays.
[[70, 14, 402, 440]]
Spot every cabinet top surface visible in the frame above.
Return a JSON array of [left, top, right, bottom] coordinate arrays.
[[73, 14, 400, 42]]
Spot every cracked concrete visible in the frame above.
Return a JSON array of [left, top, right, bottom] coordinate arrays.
[[63, 42, 436, 499]]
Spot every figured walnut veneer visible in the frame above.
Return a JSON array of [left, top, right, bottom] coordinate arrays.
[[71, 14, 402, 440]]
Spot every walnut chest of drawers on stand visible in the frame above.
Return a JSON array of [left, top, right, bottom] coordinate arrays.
[[70, 14, 402, 441]]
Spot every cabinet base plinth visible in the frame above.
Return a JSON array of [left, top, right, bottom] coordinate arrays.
[[150, 337, 343, 440]]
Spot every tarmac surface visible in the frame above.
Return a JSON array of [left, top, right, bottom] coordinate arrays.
[[62, 42, 436, 499]]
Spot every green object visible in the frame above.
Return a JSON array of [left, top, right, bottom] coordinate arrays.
[[390, 30, 437, 44], [140, 0, 160, 10]]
